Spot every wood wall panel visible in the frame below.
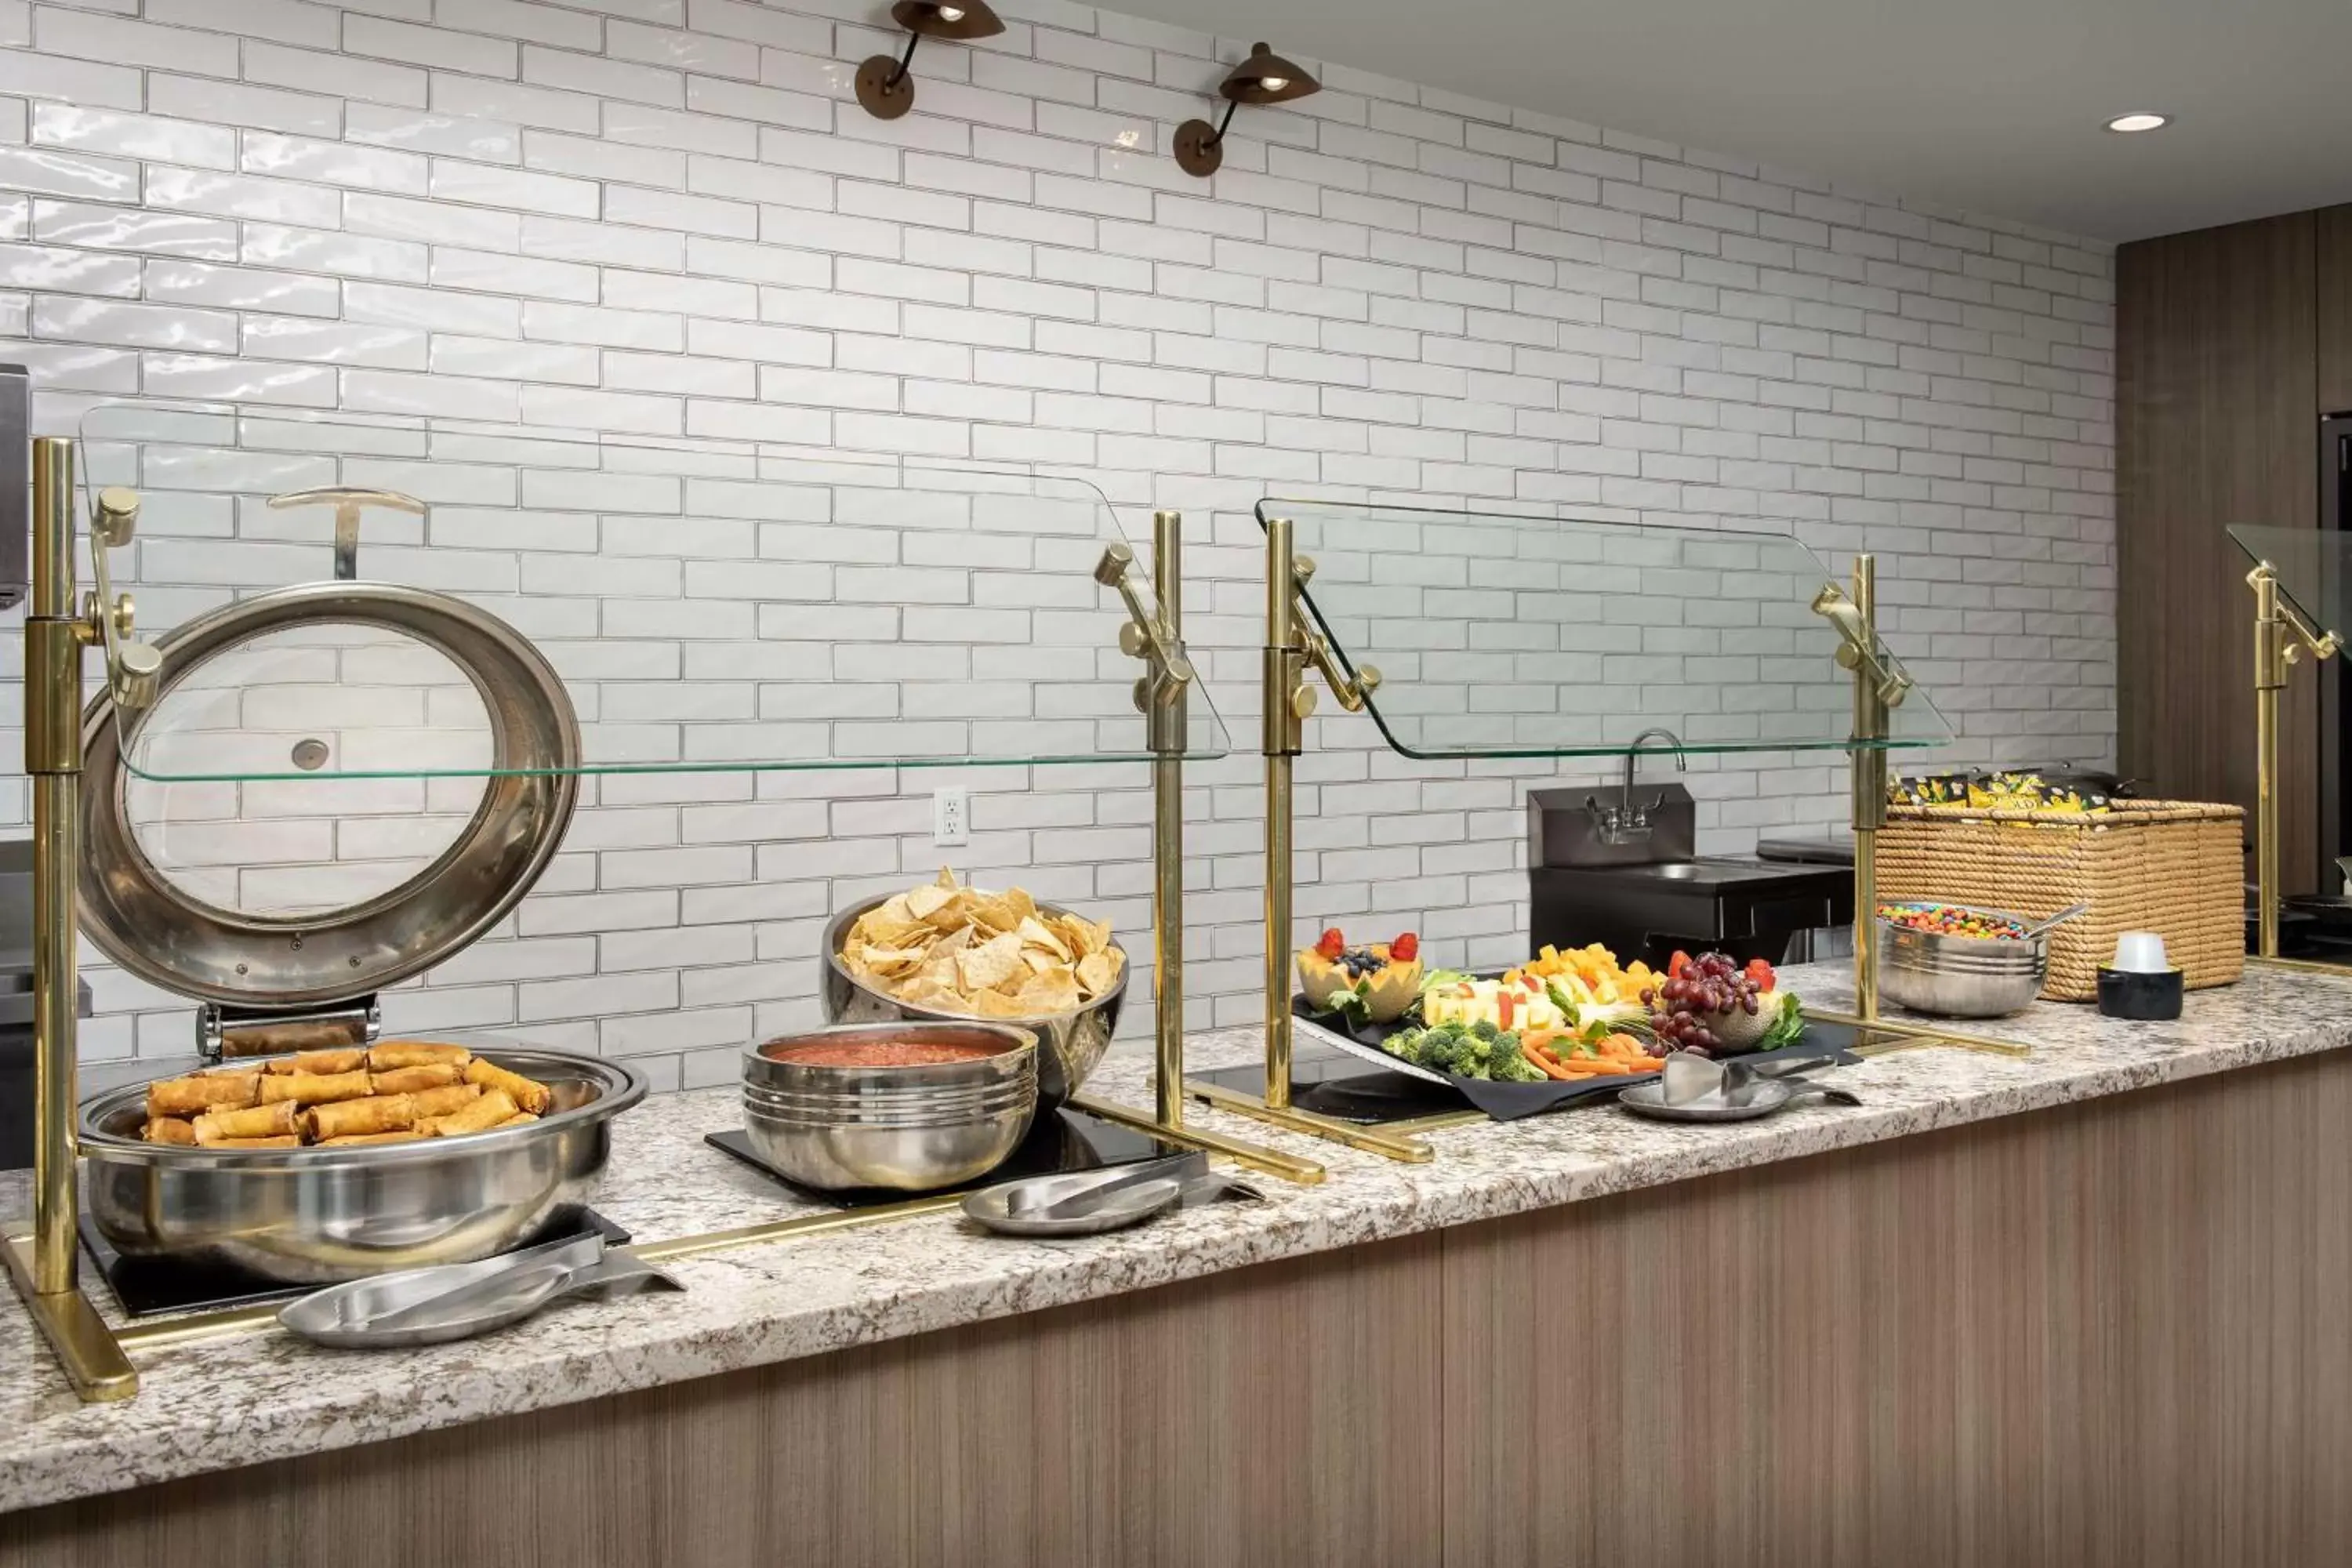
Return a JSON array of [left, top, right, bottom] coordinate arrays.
[[2314, 204, 2352, 416], [2117, 212, 2320, 891], [1439, 1049, 2352, 1568], [7, 1053, 2351, 1566], [0, 1232, 1448, 1568]]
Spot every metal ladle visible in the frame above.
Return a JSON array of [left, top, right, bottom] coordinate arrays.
[[2020, 901, 2092, 940]]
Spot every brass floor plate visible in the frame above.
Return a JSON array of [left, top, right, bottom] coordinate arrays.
[[1069, 1094, 1327, 1185], [1181, 1078, 1434, 1163], [4, 1234, 138, 1400]]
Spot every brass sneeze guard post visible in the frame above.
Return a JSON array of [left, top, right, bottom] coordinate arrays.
[[3, 435, 139, 1401], [1176, 518, 1436, 1163], [1070, 514, 1326, 1185], [2245, 560, 2343, 971], [1807, 555, 2029, 1058]]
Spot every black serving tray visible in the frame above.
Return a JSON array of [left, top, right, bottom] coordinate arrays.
[[1193, 1003, 1864, 1125], [82, 1205, 631, 1319], [706, 1105, 1185, 1210]]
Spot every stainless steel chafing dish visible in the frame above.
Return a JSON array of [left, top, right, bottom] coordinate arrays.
[[64, 488, 635, 1283], [78, 1044, 646, 1283]]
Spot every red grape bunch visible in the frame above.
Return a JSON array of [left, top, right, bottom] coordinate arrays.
[[1639, 951, 1761, 1058]]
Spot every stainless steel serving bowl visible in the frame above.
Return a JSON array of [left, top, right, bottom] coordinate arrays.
[[742, 1022, 1037, 1192], [818, 892, 1125, 1108], [78, 1043, 645, 1284], [1877, 902, 2049, 1018]]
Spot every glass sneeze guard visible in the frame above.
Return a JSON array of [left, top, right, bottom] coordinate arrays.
[[78, 402, 1228, 785], [1258, 499, 1952, 758], [2229, 524, 2352, 641]]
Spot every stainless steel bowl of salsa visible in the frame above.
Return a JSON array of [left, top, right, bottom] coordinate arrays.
[[739, 1022, 1039, 1192]]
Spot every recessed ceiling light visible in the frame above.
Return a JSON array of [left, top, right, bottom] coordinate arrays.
[[2105, 112, 2170, 133]]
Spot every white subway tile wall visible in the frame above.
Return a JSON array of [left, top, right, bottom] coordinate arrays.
[[0, 0, 2115, 1087]]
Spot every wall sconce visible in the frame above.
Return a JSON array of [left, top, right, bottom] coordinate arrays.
[[1174, 42, 1320, 176], [855, 0, 1004, 121]]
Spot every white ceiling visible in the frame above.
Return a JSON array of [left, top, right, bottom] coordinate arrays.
[[1112, 0, 2352, 242]]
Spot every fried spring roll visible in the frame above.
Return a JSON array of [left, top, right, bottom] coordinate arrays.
[[193, 1101, 301, 1144], [408, 1083, 483, 1120], [147, 1072, 260, 1118], [463, 1058, 551, 1115], [422, 1089, 516, 1138], [258, 1069, 373, 1106], [208, 1134, 302, 1149], [142, 1117, 196, 1146], [266, 1049, 366, 1076], [318, 1129, 429, 1147], [366, 1042, 471, 1072], [367, 1062, 460, 1095], [302, 1093, 417, 1142], [488, 1110, 540, 1130]]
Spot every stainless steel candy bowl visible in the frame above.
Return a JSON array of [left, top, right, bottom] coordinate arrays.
[[742, 1022, 1037, 1192], [1877, 902, 2050, 1018], [818, 892, 1125, 1109], [77, 1044, 645, 1285]]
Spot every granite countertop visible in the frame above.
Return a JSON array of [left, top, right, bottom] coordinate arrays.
[[4, 959, 2352, 1513]]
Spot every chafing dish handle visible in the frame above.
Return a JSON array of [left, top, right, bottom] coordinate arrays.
[[199, 1000, 382, 1062]]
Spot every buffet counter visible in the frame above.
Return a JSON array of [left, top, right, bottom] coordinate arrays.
[[7, 960, 2352, 1564]]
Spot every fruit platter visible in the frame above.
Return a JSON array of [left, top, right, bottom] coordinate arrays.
[[1291, 931, 1824, 1120]]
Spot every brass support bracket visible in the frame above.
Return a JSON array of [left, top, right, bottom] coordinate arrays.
[[1252, 520, 1426, 1160], [1816, 557, 1900, 1022], [11, 437, 139, 1402], [2249, 561, 2339, 691], [2247, 562, 2340, 958]]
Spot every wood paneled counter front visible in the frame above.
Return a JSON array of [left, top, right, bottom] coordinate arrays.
[[5, 961, 2352, 1566]]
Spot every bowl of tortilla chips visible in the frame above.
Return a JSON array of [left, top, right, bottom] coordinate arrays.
[[819, 869, 1128, 1108]]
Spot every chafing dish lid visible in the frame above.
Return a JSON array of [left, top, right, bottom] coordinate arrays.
[[77, 582, 579, 1007]]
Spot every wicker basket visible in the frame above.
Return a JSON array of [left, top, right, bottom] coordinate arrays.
[[1876, 800, 2245, 1003]]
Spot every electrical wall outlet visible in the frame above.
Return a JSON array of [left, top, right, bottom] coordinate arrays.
[[932, 786, 969, 847]]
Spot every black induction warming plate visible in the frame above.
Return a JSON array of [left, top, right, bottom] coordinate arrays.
[[81, 1206, 632, 1319], [706, 1105, 1186, 1210]]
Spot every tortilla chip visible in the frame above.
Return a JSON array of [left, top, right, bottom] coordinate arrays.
[[838, 873, 1117, 1020], [1017, 916, 1071, 961], [1017, 970, 1082, 1014], [957, 932, 1024, 993], [1076, 951, 1119, 997], [971, 989, 1035, 1018]]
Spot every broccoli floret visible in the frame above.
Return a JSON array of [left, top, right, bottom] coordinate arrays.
[[1385, 1028, 1424, 1065], [1418, 1030, 1468, 1073], [1471, 1018, 1501, 1044], [1486, 1029, 1547, 1083]]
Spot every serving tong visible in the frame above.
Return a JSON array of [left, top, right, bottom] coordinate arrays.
[[1619, 1050, 1864, 1123], [963, 1152, 1265, 1237], [278, 1232, 684, 1348]]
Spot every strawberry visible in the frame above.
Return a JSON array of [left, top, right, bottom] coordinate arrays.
[[1390, 931, 1419, 963], [1316, 927, 1346, 959]]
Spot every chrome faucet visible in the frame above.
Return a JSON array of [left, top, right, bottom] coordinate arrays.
[[1588, 727, 1686, 845]]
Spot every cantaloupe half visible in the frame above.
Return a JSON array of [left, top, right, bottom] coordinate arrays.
[[1295, 944, 1425, 1022]]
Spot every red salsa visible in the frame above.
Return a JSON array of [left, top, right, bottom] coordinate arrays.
[[763, 1038, 1004, 1068]]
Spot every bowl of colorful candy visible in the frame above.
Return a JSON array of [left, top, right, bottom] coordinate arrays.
[[1875, 901, 2049, 1017]]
